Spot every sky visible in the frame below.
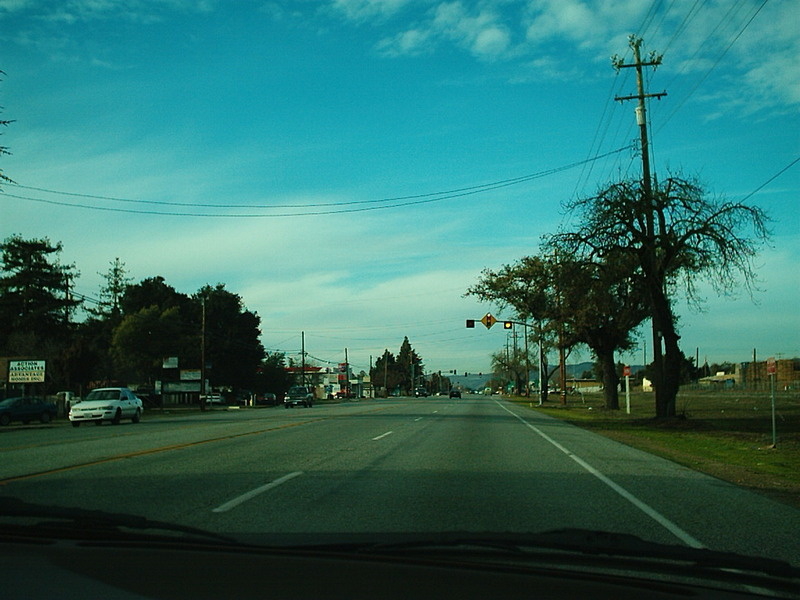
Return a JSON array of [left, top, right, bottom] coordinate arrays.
[[1, 0, 798, 376]]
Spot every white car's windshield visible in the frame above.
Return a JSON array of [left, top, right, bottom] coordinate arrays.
[[1, 2, 798, 596], [85, 391, 121, 401]]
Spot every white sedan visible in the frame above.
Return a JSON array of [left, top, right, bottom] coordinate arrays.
[[69, 387, 143, 427]]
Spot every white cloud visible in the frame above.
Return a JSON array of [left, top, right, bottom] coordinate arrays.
[[331, 0, 412, 21], [432, 1, 511, 58], [524, 0, 596, 46], [0, 0, 216, 23], [0, 0, 35, 13], [377, 27, 433, 56], [472, 25, 510, 56]]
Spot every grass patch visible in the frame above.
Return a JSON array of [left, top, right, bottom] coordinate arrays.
[[515, 389, 800, 509]]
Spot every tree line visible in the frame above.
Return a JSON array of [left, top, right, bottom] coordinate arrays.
[[0, 237, 293, 400], [369, 336, 449, 396]]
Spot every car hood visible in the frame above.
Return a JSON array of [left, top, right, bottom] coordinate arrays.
[[71, 400, 115, 409]]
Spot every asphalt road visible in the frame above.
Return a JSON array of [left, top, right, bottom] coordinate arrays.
[[1, 395, 798, 566]]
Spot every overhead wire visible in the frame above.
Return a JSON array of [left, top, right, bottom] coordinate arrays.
[[655, 0, 770, 134], [738, 155, 800, 203], [636, 0, 665, 41], [1, 146, 634, 217], [660, 0, 705, 57]]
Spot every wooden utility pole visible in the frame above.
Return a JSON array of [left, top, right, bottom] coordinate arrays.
[[200, 297, 206, 411], [301, 331, 306, 387], [63, 273, 72, 324], [613, 35, 667, 398]]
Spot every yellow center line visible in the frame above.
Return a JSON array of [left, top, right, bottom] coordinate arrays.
[[0, 418, 324, 485], [0, 404, 396, 486], [0, 406, 396, 486]]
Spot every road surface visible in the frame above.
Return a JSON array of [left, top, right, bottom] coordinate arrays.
[[1, 395, 798, 566]]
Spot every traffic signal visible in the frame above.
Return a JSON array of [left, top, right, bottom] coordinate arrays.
[[503, 321, 513, 329], [466, 319, 475, 328]]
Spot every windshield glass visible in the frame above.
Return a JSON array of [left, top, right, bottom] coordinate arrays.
[[84, 390, 119, 401], [1, 0, 798, 591]]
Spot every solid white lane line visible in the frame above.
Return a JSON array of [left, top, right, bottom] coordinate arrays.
[[212, 471, 303, 513], [495, 401, 705, 549], [372, 431, 394, 440]]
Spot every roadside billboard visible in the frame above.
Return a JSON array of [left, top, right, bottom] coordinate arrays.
[[8, 360, 46, 383]]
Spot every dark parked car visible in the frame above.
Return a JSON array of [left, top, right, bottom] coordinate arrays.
[[0, 396, 57, 426], [449, 389, 462, 398], [255, 393, 278, 406]]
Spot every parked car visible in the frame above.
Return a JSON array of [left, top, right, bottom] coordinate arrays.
[[0, 396, 57, 426], [255, 393, 278, 406], [284, 386, 313, 408], [68, 387, 143, 427], [449, 389, 462, 398], [201, 393, 225, 405]]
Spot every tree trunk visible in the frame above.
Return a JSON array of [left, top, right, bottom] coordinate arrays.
[[540, 356, 549, 403], [650, 284, 679, 418], [661, 329, 682, 417], [598, 349, 620, 410]]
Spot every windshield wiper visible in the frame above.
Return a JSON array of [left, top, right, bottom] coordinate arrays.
[[0, 496, 236, 544], [311, 529, 798, 580]]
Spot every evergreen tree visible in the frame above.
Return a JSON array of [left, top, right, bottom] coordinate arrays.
[[0, 235, 80, 353]]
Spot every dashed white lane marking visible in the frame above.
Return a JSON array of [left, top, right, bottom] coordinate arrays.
[[212, 471, 303, 513]]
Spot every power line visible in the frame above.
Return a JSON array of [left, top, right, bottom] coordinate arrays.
[[738, 156, 800, 203], [636, 0, 666, 41], [660, 0, 704, 57], [1, 146, 633, 218], [656, 0, 770, 133]]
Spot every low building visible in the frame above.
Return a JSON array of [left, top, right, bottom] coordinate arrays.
[[699, 371, 738, 389], [737, 358, 799, 389], [566, 378, 602, 393]]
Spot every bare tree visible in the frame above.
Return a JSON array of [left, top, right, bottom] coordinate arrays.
[[552, 175, 770, 418]]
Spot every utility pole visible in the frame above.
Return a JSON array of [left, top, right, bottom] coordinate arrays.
[[383, 350, 389, 396], [63, 273, 71, 324], [301, 331, 306, 387], [200, 297, 206, 411], [613, 35, 666, 399], [524, 321, 530, 397], [553, 249, 567, 405], [344, 347, 349, 397], [538, 321, 544, 405]]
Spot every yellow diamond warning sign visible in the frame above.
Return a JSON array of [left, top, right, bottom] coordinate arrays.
[[480, 313, 497, 329]]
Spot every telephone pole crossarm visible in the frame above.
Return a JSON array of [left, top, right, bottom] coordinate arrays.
[[614, 91, 667, 102]]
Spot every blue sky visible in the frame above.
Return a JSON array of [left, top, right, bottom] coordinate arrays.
[[1, 0, 798, 375]]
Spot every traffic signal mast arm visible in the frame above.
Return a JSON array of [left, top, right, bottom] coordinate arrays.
[[465, 315, 532, 330]]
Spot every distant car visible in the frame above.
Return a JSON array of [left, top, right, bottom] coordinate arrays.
[[449, 389, 461, 398], [69, 387, 143, 427], [284, 386, 313, 408], [414, 387, 428, 397], [0, 396, 57, 426], [254, 393, 277, 406]]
